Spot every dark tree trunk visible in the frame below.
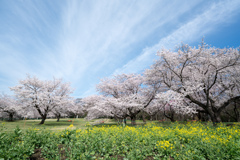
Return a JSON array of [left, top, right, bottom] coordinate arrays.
[[205, 109, 221, 124], [170, 117, 175, 122], [164, 114, 175, 122], [39, 118, 46, 124], [142, 114, 146, 123], [8, 113, 14, 121], [208, 110, 221, 125], [210, 110, 224, 124], [56, 113, 61, 122], [233, 101, 240, 122], [196, 110, 209, 121], [34, 104, 48, 125], [123, 118, 127, 125], [39, 115, 47, 124], [164, 106, 175, 122], [197, 111, 202, 121], [130, 115, 136, 125]]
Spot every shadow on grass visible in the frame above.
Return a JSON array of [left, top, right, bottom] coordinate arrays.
[[0, 120, 22, 122]]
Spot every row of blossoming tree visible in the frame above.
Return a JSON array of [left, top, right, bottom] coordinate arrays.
[[83, 43, 240, 124], [0, 42, 240, 124]]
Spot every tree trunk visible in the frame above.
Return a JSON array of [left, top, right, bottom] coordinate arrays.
[[123, 118, 127, 125], [39, 115, 47, 124], [215, 113, 222, 122], [8, 113, 14, 121], [233, 102, 240, 122], [130, 115, 136, 125], [208, 111, 222, 125], [56, 113, 61, 122], [142, 113, 146, 123], [197, 111, 202, 121], [164, 114, 175, 122], [40, 118, 46, 124], [170, 117, 175, 122], [150, 115, 153, 121], [164, 110, 175, 122]]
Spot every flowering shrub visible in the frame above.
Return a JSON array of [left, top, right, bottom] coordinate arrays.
[[0, 122, 239, 159]]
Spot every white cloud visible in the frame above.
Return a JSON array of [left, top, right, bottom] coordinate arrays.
[[0, 0, 239, 98], [112, 0, 240, 75]]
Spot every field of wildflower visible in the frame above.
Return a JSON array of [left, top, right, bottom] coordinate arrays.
[[0, 122, 239, 160]]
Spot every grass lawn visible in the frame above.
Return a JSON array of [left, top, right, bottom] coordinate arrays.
[[0, 118, 90, 132], [0, 118, 150, 132]]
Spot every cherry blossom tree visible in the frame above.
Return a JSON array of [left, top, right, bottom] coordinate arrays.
[[96, 73, 159, 125], [65, 98, 86, 118], [82, 95, 111, 120], [156, 90, 197, 122], [145, 43, 240, 123], [0, 94, 21, 121], [51, 107, 67, 122], [143, 99, 162, 121], [10, 75, 74, 124], [50, 84, 75, 122]]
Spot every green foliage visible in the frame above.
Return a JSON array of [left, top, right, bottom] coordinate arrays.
[[0, 124, 35, 159], [0, 122, 239, 159]]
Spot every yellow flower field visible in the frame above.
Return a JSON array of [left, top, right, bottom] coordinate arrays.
[[1, 122, 239, 159]]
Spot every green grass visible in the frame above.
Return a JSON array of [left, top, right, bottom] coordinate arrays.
[[0, 118, 89, 132], [0, 117, 159, 132], [0, 118, 148, 132]]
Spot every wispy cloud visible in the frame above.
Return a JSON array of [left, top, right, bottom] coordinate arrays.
[[47, 0, 202, 97], [0, 0, 239, 97], [112, 0, 240, 75]]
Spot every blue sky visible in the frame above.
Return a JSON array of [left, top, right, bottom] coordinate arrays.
[[0, 0, 240, 98]]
